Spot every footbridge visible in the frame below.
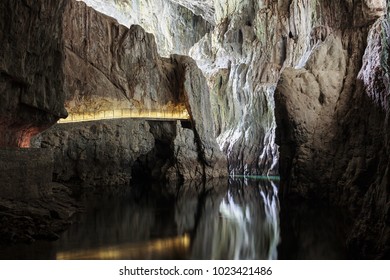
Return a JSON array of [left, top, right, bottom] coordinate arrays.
[[58, 108, 190, 123]]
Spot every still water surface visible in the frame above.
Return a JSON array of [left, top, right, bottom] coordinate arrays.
[[0, 177, 348, 259]]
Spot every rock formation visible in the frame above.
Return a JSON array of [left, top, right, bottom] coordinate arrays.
[[0, 0, 78, 244], [32, 0, 227, 187], [190, 0, 284, 175], [72, 0, 280, 175], [274, 0, 389, 258], [0, 148, 53, 200], [0, 0, 67, 204], [0, 183, 79, 244], [64, 1, 184, 115], [0, 0, 68, 148], [2, 0, 390, 259], [77, 0, 213, 56], [169, 0, 214, 24], [32, 120, 155, 188]]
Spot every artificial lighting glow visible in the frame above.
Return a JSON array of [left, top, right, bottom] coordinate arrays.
[[58, 108, 190, 123], [56, 234, 191, 260]]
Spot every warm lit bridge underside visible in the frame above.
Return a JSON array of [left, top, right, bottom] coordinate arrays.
[[58, 108, 191, 123]]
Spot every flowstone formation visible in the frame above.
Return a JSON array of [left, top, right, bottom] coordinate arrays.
[[190, 0, 386, 178], [190, 0, 282, 175]]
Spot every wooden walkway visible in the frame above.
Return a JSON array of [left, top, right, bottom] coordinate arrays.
[[58, 108, 190, 123]]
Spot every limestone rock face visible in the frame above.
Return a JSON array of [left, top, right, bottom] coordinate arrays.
[[0, 0, 68, 147], [167, 122, 227, 182], [274, 0, 389, 258], [74, 0, 282, 176], [190, 0, 293, 175], [190, 0, 387, 179], [0, 1, 78, 242], [30, 0, 228, 187], [77, 0, 212, 56], [275, 34, 347, 197], [169, 0, 215, 24], [33, 119, 227, 188], [171, 55, 228, 179], [0, 148, 53, 200], [64, 1, 184, 115], [32, 120, 154, 188]]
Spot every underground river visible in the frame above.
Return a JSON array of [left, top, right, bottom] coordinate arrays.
[[0, 177, 349, 260]]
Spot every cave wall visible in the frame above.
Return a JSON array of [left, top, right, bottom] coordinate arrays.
[[32, 0, 228, 187], [77, 0, 213, 57], [0, 0, 80, 242], [0, 148, 53, 200], [0, 0, 68, 147], [75, 0, 284, 175], [274, 0, 389, 258], [32, 119, 155, 189], [0, 0, 71, 202], [64, 0, 186, 115], [190, 0, 287, 175], [185, 0, 389, 257], [2, 0, 390, 256]]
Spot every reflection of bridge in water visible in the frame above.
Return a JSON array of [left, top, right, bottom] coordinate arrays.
[[56, 234, 190, 260], [58, 108, 191, 123]]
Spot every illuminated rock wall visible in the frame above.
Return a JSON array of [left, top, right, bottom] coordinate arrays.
[[31, 0, 228, 186], [63, 1, 186, 115], [77, 0, 213, 57]]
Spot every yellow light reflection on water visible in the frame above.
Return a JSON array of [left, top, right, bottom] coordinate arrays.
[[56, 234, 191, 260]]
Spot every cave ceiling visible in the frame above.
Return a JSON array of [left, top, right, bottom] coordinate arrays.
[[78, 0, 215, 24]]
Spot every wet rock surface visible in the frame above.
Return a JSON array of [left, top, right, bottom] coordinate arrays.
[[190, 0, 286, 175]]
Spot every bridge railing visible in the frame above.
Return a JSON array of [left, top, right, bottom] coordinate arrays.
[[57, 108, 190, 123]]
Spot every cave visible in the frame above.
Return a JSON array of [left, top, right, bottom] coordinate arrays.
[[0, 0, 389, 261]]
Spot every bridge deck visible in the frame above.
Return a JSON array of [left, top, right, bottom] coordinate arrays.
[[58, 108, 190, 124]]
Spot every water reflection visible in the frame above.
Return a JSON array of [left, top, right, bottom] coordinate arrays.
[[189, 178, 280, 259], [278, 200, 349, 260], [0, 177, 281, 260], [56, 235, 191, 260]]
